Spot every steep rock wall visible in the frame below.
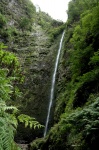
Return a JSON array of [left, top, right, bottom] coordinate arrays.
[[0, 0, 64, 142], [15, 24, 61, 142]]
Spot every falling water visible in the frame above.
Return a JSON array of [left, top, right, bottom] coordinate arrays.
[[44, 31, 65, 137]]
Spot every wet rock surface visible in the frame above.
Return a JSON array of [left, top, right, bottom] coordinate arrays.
[[0, 0, 63, 144], [14, 23, 60, 142]]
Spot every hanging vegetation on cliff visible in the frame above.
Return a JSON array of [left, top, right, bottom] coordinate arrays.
[[30, 0, 99, 150]]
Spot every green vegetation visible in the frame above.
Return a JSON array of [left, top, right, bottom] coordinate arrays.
[[2, 0, 99, 149], [35, 10, 64, 42], [30, 0, 99, 150], [0, 43, 43, 150], [0, 13, 7, 28], [19, 17, 32, 31], [0, 0, 64, 146]]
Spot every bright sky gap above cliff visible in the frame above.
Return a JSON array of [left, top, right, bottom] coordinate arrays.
[[31, 0, 71, 22]]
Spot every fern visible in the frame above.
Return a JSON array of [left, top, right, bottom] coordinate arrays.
[[0, 117, 15, 150], [0, 43, 20, 149], [0, 103, 18, 150], [0, 43, 43, 150], [18, 114, 44, 129]]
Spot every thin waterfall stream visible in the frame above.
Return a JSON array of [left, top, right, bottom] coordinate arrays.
[[44, 31, 65, 137]]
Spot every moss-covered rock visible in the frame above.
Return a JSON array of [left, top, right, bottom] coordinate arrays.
[[15, 23, 62, 142], [0, 0, 64, 143]]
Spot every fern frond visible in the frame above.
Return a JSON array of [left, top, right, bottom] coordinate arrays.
[[4, 106, 18, 111], [18, 114, 44, 129], [0, 117, 14, 150]]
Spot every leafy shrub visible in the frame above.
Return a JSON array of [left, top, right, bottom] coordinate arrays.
[[0, 13, 7, 28], [19, 17, 32, 31], [0, 43, 43, 150]]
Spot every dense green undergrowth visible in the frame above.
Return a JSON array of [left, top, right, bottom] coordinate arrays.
[[0, 0, 65, 147], [30, 0, 99, 149], [1, 0, 99, 149], [0, 43, 44, 150]]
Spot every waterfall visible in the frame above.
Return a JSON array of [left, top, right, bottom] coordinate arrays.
[[44, 31, 65, 137]]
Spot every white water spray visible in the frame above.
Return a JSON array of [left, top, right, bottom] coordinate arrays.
[[44, 31, 65, 137]]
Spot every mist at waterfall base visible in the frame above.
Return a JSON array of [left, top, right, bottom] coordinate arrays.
[[44, 31, 65, 137]]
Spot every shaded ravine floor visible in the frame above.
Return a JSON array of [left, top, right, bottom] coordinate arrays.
[[18, 144, 29, 150]]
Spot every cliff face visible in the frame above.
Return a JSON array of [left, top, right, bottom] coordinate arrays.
[[15, 23, 62, 142], [1, 0, 99, 149], [30, 1, 99, 150], [0, 0, 64, 142]]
